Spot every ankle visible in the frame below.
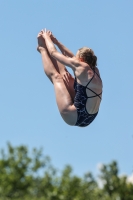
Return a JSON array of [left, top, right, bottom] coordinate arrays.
[[37, 46, 47, 53]]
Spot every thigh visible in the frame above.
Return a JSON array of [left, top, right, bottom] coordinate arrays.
[[56, 61, 76, 102], [48, 54, 76, 102], [52, 74, 77, 126]]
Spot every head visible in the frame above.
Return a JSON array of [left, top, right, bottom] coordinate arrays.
[[76, 47, 97, 70]]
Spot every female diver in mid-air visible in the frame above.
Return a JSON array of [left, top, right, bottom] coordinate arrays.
[[37, 29, 103, 127]]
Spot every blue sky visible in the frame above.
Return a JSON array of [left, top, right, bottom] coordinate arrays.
[[0, 0, 133, 179]]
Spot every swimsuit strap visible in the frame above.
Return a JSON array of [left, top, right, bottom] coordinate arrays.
[[86, 71, 95, 87], [86, 69, 102, 99], [86, 87, 102, 99], [95, 71, 102, 80]]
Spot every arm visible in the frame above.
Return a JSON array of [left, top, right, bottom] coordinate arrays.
[[52, 35, 74, 58], [42, 30, 79, 70]]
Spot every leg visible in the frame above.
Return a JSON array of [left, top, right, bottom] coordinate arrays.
[[52, 74, 77, 125], [37, 35, 77, 125], [37, 35, 75, 100], [51, 59, 76, 101]]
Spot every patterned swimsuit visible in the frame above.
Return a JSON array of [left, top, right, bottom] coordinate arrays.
[[74, 70, 102, 127]]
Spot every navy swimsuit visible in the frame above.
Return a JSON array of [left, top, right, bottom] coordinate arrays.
[[74, 71, 102, 127]]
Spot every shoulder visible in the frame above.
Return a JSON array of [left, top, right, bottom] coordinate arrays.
[[69, 57, 81, 67]]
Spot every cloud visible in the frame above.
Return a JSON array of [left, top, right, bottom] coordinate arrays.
[[127, 174, 133, 184], [96, 162, 105, 188], [97, 162, 104, 171], [96, 163, 133, 187]]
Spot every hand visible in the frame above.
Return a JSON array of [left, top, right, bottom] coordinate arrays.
[[37, 31, 47, 53], [38, 29, 46, 39], [40, 28, 51, 39], [40, 29, 58, 44]]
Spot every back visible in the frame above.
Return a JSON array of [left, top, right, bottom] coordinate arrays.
[[75, 65, 103, 114]]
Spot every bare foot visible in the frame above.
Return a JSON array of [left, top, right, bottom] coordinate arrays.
[[37, 33, 47, 53]]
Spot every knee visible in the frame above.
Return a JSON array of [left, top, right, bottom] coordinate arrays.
[[52, 73, 63, 83], [60, 106, 77, 126], [44, 70, 62, 82], [60, 104, 74, 116]]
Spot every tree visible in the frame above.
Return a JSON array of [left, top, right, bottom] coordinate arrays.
[[0, 143, 133, 200], [0, 143, 50, 199], [99, 161, 133, 200]]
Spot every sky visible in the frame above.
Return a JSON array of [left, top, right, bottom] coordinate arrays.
[[0, 0, 133, 180]]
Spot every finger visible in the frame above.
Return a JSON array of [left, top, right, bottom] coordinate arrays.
[[64, 74, 69, 83], [41, 29, 44, 34], [37, 33, 41, 38], [48, 30, 51, 34], [37, 32, 42, 35], [48, 31, 52, 36]]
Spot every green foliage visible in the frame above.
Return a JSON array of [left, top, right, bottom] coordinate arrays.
[[0, 143, 133, 200], [0, 143, 50, 199], [99, 161, 133, 200]]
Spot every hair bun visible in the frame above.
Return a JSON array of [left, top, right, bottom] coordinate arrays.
[[78, 47, 97, 69], [91, 55, 97, 68]]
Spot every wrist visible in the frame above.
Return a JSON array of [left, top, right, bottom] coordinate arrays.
[[43, 34, 48, 39]]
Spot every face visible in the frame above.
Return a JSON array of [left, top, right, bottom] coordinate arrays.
[[76, 50, 84, 62]]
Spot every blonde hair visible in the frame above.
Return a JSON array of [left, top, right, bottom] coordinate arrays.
[[78, 47, 97, 70]]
